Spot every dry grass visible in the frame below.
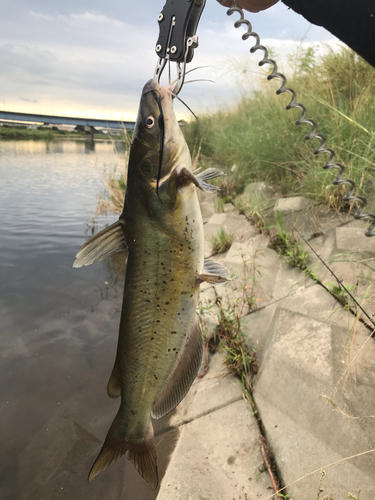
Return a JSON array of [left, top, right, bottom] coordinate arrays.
[[95, 163, 127, 217]]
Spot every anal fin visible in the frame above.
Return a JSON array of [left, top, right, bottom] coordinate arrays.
[[73, 219, 126, 268], [197, 259, 232, 285], [151, 317, 203, 420]]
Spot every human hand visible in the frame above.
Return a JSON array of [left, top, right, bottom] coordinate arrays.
[[216, 0, 279, 13]]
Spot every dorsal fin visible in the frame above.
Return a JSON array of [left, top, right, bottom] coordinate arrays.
[[151, 317, 203, 419]]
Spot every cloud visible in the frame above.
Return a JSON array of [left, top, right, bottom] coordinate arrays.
[[29, 11, 54, 21], [19, 97, 38, 103], [0, 43, 56, 76], [0, 1, 340, 120], [70, 11, 125, 28]]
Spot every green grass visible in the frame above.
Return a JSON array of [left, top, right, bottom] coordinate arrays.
[[210, 228, 233, 255], [0, 126, 55, 140], [198, 251, 259, 401], [269, 212, 311, 270], [0, 124, 129, 141], [183, 47, 375, 213], [325, 281, 356, 310]]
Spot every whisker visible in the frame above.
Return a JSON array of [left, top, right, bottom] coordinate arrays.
[[175, 95, 199, 122], [185, 66, 210, 75], [167, 67, 211, 91], [164, 86, 199, 122], [168, 78, 178, 91], [184, 79, 215, 85]]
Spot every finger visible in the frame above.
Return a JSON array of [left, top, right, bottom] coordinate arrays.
[[216, 0, 279, 13]]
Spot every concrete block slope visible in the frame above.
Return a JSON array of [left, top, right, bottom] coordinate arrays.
[[167, 353, 244, 429], [157, 352, 274, 500], [157, 400, 273, 500], [204, 212, 258, 257], [254, 307, 375, 499]]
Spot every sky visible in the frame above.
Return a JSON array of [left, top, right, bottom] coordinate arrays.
[[0, 0, 339, 121]]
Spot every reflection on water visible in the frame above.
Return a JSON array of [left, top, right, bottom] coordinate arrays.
[[85, 138, 96, 154], [0, 140, 173, 500]]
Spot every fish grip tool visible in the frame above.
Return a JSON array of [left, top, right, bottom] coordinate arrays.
[[154, 0, 206, 95], [224, 2, 375, 237]]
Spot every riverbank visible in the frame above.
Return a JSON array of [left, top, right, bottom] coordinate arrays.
[[0, 125, 126, 141], [156, 189, 375, 499]]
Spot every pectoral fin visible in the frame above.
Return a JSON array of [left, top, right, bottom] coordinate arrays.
[[73, 219, 126, 268], [179, 167, 224, 193], [197, 259, 232, 285], [151, 317, 203, 419]]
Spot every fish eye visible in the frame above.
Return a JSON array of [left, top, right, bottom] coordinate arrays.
[[145, 116, 155, 129]]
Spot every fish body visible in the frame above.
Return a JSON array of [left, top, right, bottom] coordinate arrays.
[[74, 79, 228, 488]]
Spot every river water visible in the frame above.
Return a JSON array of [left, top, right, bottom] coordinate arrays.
[[0, 140, 177, 500]]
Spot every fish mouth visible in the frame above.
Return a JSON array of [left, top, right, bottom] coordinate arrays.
[[142, 78, 160, 96]]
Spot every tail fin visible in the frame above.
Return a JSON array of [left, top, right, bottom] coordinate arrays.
[[88, 414, 158, 490], [128, 429, 158, 490]]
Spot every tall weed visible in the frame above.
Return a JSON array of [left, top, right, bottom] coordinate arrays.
[[183, 47, 375, 211]]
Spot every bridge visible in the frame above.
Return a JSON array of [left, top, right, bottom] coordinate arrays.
[[0, 111, 136, 136]]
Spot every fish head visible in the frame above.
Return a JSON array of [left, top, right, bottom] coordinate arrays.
[[131, 79, 163, 172], [130, 79, 189, 190]]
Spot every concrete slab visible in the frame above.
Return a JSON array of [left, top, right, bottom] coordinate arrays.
[[157, 400, 273, 500], [235, 182, 278, 219], [244, 182, 276, 200], [204, 212, 258, 257], [225, 241, 280, 303], [167, 353, 243, 429], [255, 397, 375, 499], [278, 204, 338, 242], [200, 201, 216, 223], [254, 307, 375, 499], [223, 202, 236, 213], [336, 226, 375, 253], [225, 240, 313, 311], [274, 196, 315, 215], [281, 283, 353, 328], [316, 251, 375, 328], [302, 229, 337, 283], [241, 305, 277, 365]]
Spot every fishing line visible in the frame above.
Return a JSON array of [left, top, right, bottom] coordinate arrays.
[[284, 216, 375, 328]]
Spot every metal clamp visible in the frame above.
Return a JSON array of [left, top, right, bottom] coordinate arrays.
[[154, 0, 206, 95]]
